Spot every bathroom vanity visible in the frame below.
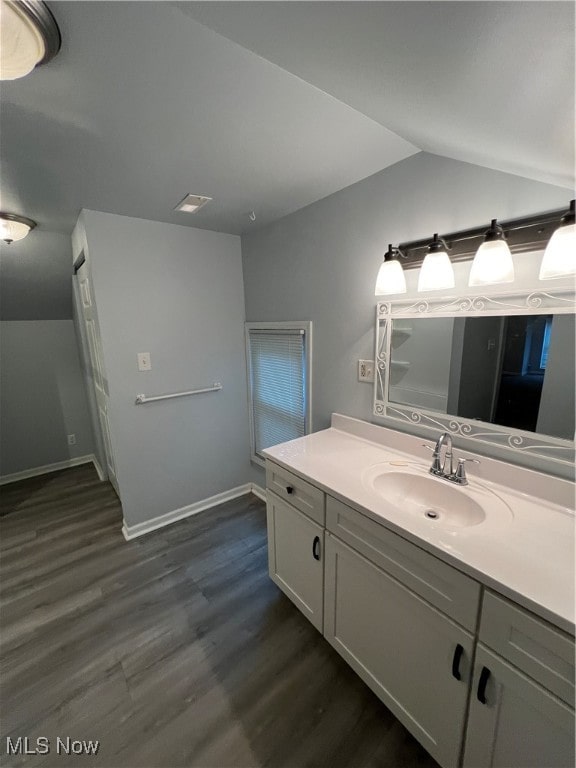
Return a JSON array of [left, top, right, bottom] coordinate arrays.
[[263, 415, 575, 768]]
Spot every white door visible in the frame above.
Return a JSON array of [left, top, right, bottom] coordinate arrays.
[[75, 262, 120, 496], [266, 493, 324, 632], [463, 645, 575, 768], [324, 533, 474, 768]]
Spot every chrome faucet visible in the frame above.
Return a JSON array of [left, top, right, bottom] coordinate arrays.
[[424, 432, 480, 485], [430, 432, 454, 477]]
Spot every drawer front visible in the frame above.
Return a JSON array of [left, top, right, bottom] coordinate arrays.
[[326, 495, 481, 630], [479, 591, 575, 706], [266, 461, 325, 525]]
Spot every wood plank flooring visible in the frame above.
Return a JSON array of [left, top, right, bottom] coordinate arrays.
[[0, 465, 439, 768]]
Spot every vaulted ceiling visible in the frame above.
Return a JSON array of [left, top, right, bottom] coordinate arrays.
[[1, 1, 573, 242]]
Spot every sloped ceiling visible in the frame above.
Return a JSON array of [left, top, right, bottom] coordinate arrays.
[[0, 1, 417, 237], [0, 2, 573, 320], [181, 1, 575, 191], [1, 1, 573, 242]]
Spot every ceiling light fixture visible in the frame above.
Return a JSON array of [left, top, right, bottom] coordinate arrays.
[[468, 219, 514, 286], [539, 199, 576, 280], [375, 244, 406, 295], [417, 234, 455, 292], [174, 194, 212, 214], [0, 0, 61, 80], [0, 212, 36, 243]]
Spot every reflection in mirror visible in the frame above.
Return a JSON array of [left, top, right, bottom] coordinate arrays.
[[389, 314, 575, 441]]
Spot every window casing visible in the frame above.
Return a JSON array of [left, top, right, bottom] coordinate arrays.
[[245, 322, 312, 466]]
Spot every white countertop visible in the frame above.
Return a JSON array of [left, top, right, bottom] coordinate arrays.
[[263, 414, 575, 636]]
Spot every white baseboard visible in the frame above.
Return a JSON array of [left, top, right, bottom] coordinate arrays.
[[92, 457, 106, 482], [0, 454, 99, 486], [122, 482, 267, 541], [251, 483, 267, 502]]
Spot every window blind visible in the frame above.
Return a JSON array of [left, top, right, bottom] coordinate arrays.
[[248, 329, 306, 458]]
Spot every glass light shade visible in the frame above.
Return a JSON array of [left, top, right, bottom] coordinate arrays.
[[0, 1, 45, 80], [539, 223, 576, 279], [468, 240, 514, 286], [375, 259, 406, 295], [417, 251, 455, 292], [0, 218, 32, 242]]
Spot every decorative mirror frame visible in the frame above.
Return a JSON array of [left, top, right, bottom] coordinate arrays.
[[374, 288, 576, 465]]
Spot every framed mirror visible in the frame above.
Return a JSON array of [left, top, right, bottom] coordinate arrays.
[[374, 289, 575, 465]]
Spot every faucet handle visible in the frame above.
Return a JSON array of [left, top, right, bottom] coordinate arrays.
[[423, 443, 443, 474], [453, 457, 480, 484]]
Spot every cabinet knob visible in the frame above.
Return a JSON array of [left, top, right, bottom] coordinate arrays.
[[312, 535, 321, 561], [477, 666, 491, 704], [286, 485, 294, 494]]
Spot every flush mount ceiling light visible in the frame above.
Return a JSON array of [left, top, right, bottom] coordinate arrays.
[[0, 0, 61, 80], [174, 194, 212, 214], [539, 200, 576, 280], [417, 234, 455, 292], [469, 219, 514, 286], [375, 244, 406, 295], [0, 212, 36, 243]]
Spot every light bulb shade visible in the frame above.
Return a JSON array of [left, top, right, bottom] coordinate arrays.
[[539, 223, 576, 279], [417, 251, 455, 292], [0, 213, 36, 242], [468, 240, 514, 286], [0, 1, 61, 80], [375, 258, 406, 295]]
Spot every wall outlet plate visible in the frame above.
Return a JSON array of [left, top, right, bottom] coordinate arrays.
[[358, 359, 374, 383], [67, 434, 76, 445]]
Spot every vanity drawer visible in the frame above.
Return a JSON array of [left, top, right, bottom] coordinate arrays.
[[326, 495, 481, 630], [266, 461, 325, 525], [479, 591, 575, 706]]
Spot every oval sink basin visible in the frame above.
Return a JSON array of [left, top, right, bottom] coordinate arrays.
[[363, 464, 512, 530], [370, 471, 485, 527]]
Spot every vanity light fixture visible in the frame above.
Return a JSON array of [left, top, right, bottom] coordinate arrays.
[[468, 219, 515, 286], [539, 199, 576, 280], [0, 212, 36, 243], [375, 204, 574, 295], [417, 234, 455, 292], [174, 194, 212, 214], [375, 244, 407, 295], [0, 0, 61, 80]]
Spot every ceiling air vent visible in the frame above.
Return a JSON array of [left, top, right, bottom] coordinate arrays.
[[174, 194, 212, 214]]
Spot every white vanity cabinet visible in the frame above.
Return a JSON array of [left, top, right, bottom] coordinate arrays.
[[264, 459, 575, 768], [463, 592, 575, 768], [323, 495, 480, 768], [265, 462, 325, 632], [324, 533, 474, 767]]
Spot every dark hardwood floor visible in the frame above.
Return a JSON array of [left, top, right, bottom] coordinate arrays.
[[0, 465, 439, 768]]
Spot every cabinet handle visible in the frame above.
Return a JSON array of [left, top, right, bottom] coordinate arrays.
[[286, 486, 294, 494], [312, 535, 321, 561], [477, 666, 491, 704], [452, 644, 464, 681]]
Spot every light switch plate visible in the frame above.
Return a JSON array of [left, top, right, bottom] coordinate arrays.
[[358, 359, 374, 382], [138, 352, 152, 371]]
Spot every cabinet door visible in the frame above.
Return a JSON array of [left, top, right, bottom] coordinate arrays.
[[463, 645, 575, 768], [266, 493, 324, 632], [324, 533, 474, 768]]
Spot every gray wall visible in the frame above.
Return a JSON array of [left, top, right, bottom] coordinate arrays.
[[76, 210, 257, 528], [241, 152, 573, 481], [537, 315, 576, 441], [0, 320, 95, 476], [0, 232, 74, 320]]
